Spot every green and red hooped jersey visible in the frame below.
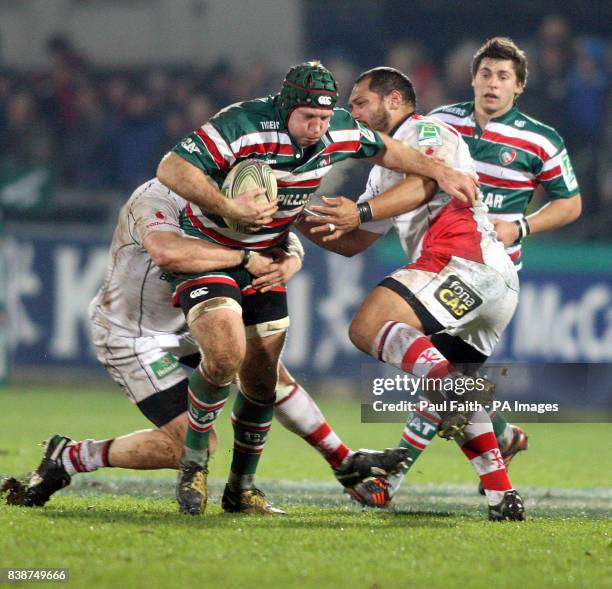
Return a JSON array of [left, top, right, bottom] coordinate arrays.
[[430, 102, 579, 268], [172, 95, 385, 250]]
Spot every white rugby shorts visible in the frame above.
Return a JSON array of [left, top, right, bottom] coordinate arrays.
[[383, 255, 519, 357], [90, 321, 199, 404]]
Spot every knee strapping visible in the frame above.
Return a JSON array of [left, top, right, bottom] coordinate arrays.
[[245, 316, 290, 339], [186, 297, 242, 327]]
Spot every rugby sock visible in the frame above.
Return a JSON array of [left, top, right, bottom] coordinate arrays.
[[184, 365, 230, 467], [456, 409, 513, 505], [489, 410, 514, 449], [274, 383, 353, 470], [373, 321, 452, 379], [372, 321, 453, 495], [228, 390, 273, 491], [61, 439, 113, 475], [388, 400, 439, 496]]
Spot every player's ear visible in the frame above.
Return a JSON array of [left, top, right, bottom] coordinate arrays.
[[387, 89, 403, 110]]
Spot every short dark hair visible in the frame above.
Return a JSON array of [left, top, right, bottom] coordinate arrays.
[[472, 37, 528, 86], [354, 67, 416, 107]]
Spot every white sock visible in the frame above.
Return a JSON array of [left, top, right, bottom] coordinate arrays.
[[61, 439, 112, 475], [274, 383, 353, 470]]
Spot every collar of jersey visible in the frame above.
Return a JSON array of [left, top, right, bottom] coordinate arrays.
[[489, 104, 520, 123], [389, 111, 417, 137], [470, 101, 520, 125]]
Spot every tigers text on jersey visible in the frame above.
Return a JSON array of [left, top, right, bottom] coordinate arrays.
[[89, 179, 188, 338], [172, 95, 385, 249], [429, 101, 579, 267], [358, 113, 511, 279]]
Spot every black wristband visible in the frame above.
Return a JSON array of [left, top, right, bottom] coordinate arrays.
[[238, 249, 252, 268], [357, 202, 373, 225], [513, 217, 531, 243]]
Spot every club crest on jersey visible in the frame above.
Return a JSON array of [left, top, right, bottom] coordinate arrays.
[[499, 148, 517, 166], [434, 275, 483, 319], [416, 123, 442, 146]]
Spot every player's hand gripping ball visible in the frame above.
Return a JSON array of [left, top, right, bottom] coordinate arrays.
[[222, 159, 278, 232]]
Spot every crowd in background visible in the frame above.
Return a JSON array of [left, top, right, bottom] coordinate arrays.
[[0, 14, 609, 237]]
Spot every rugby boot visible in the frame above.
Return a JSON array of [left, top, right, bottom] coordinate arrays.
[[333, 448, 411, 488], [176, 461, 208, 515], [479, 425, 529, 495], [346, 476, 392, 508], [221, 484, 285, 515], [23, 435, 73, 507], [488, 490, 525, 521], [437, 374, 496, 439]]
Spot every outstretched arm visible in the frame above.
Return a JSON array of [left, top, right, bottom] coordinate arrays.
[[369, 133, 478, 204], [304, 176, 437, 241], [296, 219, 382, 257]]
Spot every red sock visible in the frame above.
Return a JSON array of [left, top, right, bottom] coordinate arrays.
[[458, 411, 513, 505], [374, 321, 452, 379], [303, 422, 352, 470]]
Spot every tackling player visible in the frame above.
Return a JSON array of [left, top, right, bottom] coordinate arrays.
[[302, 67, 524, 520], [13, 179, 409, 510], [155, 60, 479, 515]]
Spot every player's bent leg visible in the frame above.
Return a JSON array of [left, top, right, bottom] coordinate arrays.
[[483, 410, 529, 492], [347, 277, 498, 506], [108, 414, 219, 470], [222, 331, 286, 515], [352, 286, 493, 437], [274, 363, 410, 498], [178, 305, 246, 515], [388, 333, 489, 499], [189, 306, 246, 385], [12, 377, 220, 507], [108, 379, 190, 470], [349, 286, 425, 353], [275, 362, 354, 470]]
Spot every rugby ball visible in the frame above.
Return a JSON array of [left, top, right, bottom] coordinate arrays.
[[221, 159, 278, 232]]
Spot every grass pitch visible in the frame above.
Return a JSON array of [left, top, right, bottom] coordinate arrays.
[[1, 386, 611, 589]]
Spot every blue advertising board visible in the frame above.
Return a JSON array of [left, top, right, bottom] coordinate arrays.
[[5, 231, 612, 407]]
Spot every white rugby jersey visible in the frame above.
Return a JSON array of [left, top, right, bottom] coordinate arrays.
[[358, 114, 508, 272], [89, 179, 188, 338]]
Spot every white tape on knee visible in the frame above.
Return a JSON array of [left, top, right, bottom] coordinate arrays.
[[186, 297, 242, 327], [245, 316, 290, 339]]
